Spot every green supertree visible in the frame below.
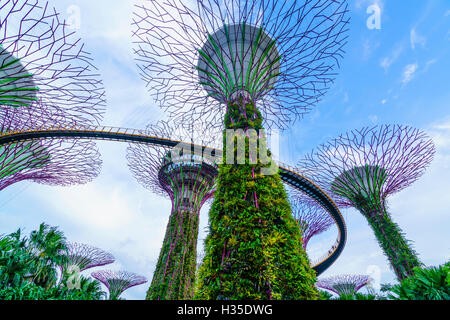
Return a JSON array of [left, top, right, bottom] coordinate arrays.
[[194, 98, 319, 299], [127, 121, 219, 300], [133, 0, 350, 299], [298, 125, 435, 281]]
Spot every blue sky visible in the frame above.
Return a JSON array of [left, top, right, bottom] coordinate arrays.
[[0, 0, 449, 299]]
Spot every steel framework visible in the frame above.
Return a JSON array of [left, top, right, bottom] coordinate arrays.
[[298, 124, 435, 280], [91, 270, 147, 300], [0, 0, 105, 124], [298, 125, 435, 211], [59, 242, 115, 275], [0, 105, 102, 191], [289, 191, 334, 250], [133, 0, 349, 129], [316, 274, 372, 296], [127, 121, 219, 299]]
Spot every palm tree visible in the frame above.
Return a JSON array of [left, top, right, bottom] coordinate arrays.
[[28, 223, 68, 289], [77, 276, 106, 300], [0, 230, 34, 287]]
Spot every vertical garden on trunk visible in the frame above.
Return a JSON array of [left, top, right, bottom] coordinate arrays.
[[195, 98, 319, 300]]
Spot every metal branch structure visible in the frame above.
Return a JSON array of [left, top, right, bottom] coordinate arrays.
[[298, 124, 435, 280], [316, 274, 372, 296], [59, 242, 115, 277], [0, 0, 105, 124], [0, 105, 102, 191], [289, 192, 334, 250], [133, 0, 349, 130], [91, 270, 148, 300], [127, 121, 219, 300]]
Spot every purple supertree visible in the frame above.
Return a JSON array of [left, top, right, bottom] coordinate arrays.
[[91, 270, 148, 300], [127, 121, 219, 300], [132, 0, 349, 130], [297, 124, 435, 280], [59, 242, 115, 278], [1, 0, 105, 124], [316, 274, 372, 297], [0, 0, 105, 190], [0, 104, 102, 191], [289, 192, 334, 250]]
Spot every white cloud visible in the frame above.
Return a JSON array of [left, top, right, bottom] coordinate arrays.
[[380, 46, 404, 72], [362, 39, 380, 61], [410, 28, 427, 50], [401, 63, 418, 84], [424, 59, 438, 72]]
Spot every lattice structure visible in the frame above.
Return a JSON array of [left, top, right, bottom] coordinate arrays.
[[127, 120, 220, 206], [60, 242, 115, 276], [298, 124, 435, 280], [0, 104, 102, 191], [316, 274, 372, 296], [127, 121, 219, 300], [289, 192, 334, 250], [91, 270, 147, 300], [0, 0, 105, 123], [133, 0, 349, 130]]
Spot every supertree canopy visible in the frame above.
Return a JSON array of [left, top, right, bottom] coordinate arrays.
[[127, 121, 219, 300], [316, 274, 372, 297], [133, 0, 350, 129], [0, 104, 102, 191], [132, 0, 350, 300], [59, 242, 115, 278], [298, 124, 435, 280], [0, 0, 106, 123], [289, 192, 334, 250], [91, 270, 148, 300]]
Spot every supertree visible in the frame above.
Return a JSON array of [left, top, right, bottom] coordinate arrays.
[[297, 124, 435, 281], [316, 274, 372, 297], [133, 0, 349, 130], [289, 192, 334, 250], [0, 0, 105, 191], [1, 0, 105, 124], [59, 242, 115, 280], [127, 121, 219, 300], [0, 104, 102, 191], [133, 0, 349, 300], [91, 270, 148, 300]]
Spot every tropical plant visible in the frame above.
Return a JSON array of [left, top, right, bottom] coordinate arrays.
[[388, 262, 450, 300], [28, 223, 68, 288], [0, 223, 106, 300]]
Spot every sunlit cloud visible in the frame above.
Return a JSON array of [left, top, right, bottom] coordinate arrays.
[[401, 63, 419, 84]]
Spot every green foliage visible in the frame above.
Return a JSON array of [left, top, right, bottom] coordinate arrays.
[[195, 98, 319, 300], [318, 290, 333, 300], [29, 223, 68, 288], [388, 262, 450, 300], [359, 206, 421, 281], [0, 276, 105, 300], [0, 223, 105, 300], [147, 208, 199, 300]]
